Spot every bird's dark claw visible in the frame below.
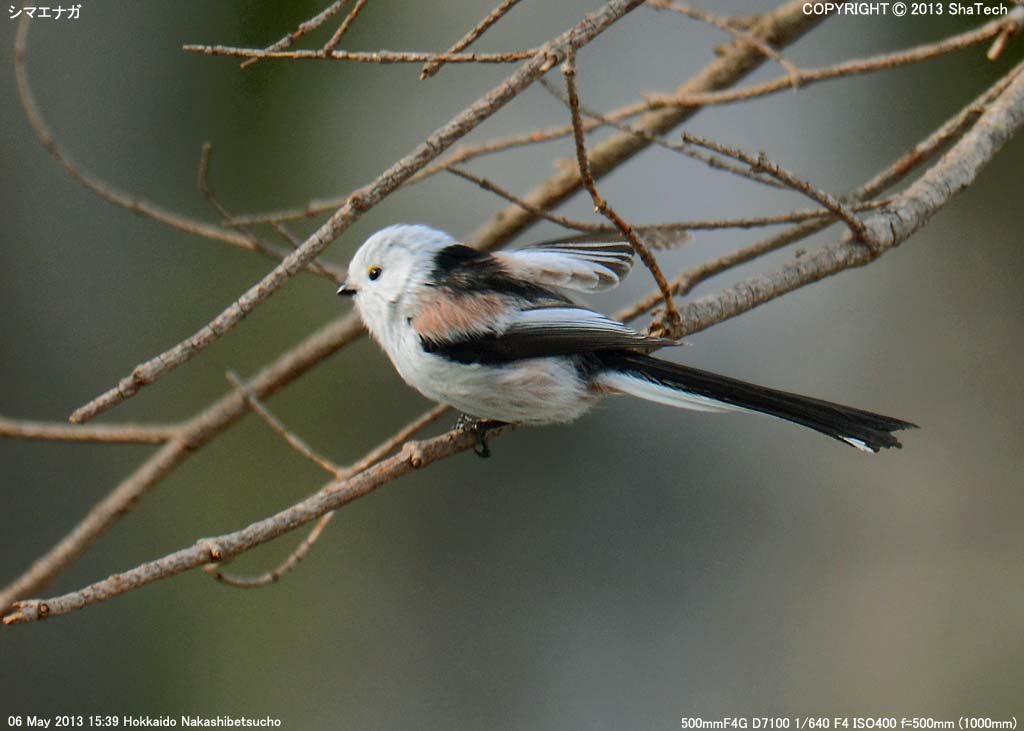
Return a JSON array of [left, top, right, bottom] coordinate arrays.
[[455, 414, 506, 459]]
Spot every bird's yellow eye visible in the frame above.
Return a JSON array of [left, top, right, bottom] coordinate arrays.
[[368, 265, 382, 281]]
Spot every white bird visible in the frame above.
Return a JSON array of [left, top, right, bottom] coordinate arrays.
[[338, 224, 915, 455]]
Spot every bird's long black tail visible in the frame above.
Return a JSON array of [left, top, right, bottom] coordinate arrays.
[[593, 352, 916, 452]]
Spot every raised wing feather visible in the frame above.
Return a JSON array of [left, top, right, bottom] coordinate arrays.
[[494, 240, 634, 293]]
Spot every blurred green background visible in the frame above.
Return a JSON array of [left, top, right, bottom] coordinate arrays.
[[2, 1, 1022, 726]]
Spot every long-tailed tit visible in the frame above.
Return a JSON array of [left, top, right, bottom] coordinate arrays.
[[338, 224, 915, 454]]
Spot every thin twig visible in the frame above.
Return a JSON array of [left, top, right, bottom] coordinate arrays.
[[70, 0, 645, 425], [240, 0, 351, 70], [643, 200, 889, 231], [322, 0, 370, 54], [12, 20, 312, 269], [451, 158, 889, 236], [537, 76, 786, 190], [205, 512, 338, 588], [232, 116, 612, 226], [616, 219, 838, 324], [562, 52, 682, 335], [855, 61, 1023, 200], [226, 371, 342, 477], [646, 8, 1024, 109], [646, 0, 802, 86], [446, 166, 603, 232], [340, 404, 450, 478], [0, 416, 179, 444], [183, 44, 540, 65], [469, 0, 827, 251], [205, 372, 345, 589], [197, 144, 342, 283], [987, 20, 1018, 60], [681, 131, 874, 246], [421, 0, 524, 79]]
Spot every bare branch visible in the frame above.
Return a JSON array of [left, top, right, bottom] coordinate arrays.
[[987, 17, 1020, 60], [12, 20, 307, 269], [616, 61, 1024, 323], [231, 115, 612, 227], [197, 144, 343, 283], [222, 4, 1019, 232], [666, 65, 1024, 337], [204, 512, 337, 589], [4, 423, 512, 625], [183, 45, 540, 65], [679, 131, 874, 245], [225, 371, 342, 478], [203, 397, 446, 591], [340, 404, 450, 479], [645, 0, 802, 85], [468, 0, 827, 251], [204, 372, 344, 590], [421, 0, 524, 79], [446, 166, 603, 232], [0, 313, 366, 614], [0, 416, 178, 445], [322, 0, 370, 54], [69, 0, 646, 424], [562, 52, 682, 335], [240, 0, 352, 70], [537, 75, 786, 190], [646, 8, 1024, 109], [453, 162, 888, 235]]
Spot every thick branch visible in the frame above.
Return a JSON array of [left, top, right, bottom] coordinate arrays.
[[617, 61, 1023, 322], [4, 424, 511, 624], [0, 313, 366, 612], [669, 65, 1024, 335]]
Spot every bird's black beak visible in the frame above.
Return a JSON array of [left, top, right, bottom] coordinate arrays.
[[336, 284, 357, 297]]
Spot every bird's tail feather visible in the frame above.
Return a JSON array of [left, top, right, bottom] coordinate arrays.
[[594, 352, 916, 452]]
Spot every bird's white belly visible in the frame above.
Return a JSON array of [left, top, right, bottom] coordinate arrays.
[[399, 349, 597, 425]]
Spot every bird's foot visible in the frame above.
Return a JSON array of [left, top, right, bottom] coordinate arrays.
[[454, 414, 507, 459]]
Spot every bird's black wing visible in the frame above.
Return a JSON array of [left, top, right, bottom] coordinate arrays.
[[420, 304, 677, 365]]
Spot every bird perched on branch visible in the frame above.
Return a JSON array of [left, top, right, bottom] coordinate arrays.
[[338, 224, 915, 456]]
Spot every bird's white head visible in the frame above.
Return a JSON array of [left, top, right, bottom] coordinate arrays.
[[338, 224, 455, 333]]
